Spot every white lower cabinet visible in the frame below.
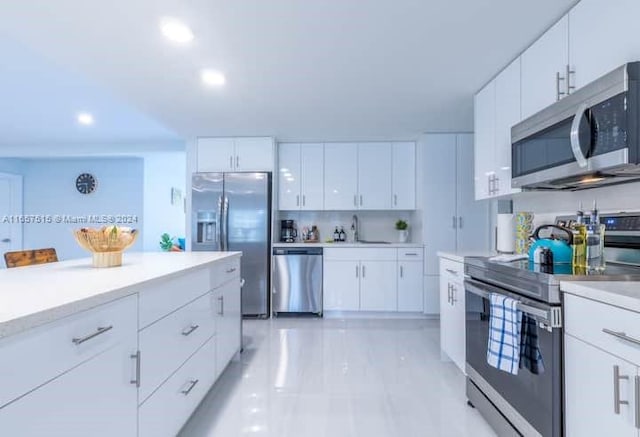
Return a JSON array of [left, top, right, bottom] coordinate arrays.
[[398, 261, 424, 312], [439, 256, 465, 373], [564, 293, 640, 437], [323, 260, 360, 311], [213, 278, 242, 379], [360, 261, 397, 311], [564, 335, 638, 437], [139, 337, 217, 437]]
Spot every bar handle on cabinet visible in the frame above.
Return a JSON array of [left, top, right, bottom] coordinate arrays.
[[447, 284, 452, 304], [226, 267, 237, 273], [181, 324, 200, 336], [394, 194, 398, 206], [72, 325, 113, 345], [400, 265, 404, 278], [354, 195, 358, 207], [446, 268, 458, 276], [452, 216, 457, 229], [458, 217, 463, 229], [181, 379, 200, 396], [602, 329, 640, 347], [356, 264, 359, 278], [229, 156, 234, 170], [360, 195, 363, 206], [218, 295, 224, 315], [130, 350, 141, 387], [362, 265, 366, 278], [614, 365, 630, 414], [302, 195, 306, 206], [451, 285, 457, 305], [236, 155, 240, 168], [296, 195, 300, 207], [556, 71, 566, 101], [566, 64, 576, 95]]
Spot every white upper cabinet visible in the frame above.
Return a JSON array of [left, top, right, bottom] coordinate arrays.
[[521, 15, 569, 120], [474, 81, 495, 201], [392, 142, 416, 209], [300, 143, 324, 210], [569, 0, 640, 90], [197, 137, 274, 172], [358, 143, 392, 210], [494, 57, 522, 196], [196, 138, 235, 172], [324, 143, 359, 210], [278, 143, 302, 210], [233, 137, 274, 171]]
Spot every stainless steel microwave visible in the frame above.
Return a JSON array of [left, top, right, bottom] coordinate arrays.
[[511, 62, 640, 190]]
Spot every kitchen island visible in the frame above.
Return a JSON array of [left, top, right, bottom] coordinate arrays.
[[0, 251, 242, 437]]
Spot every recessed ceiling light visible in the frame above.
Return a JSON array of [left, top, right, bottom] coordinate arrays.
[[77, 113, 94, 125], [160, 17, 194, 43], [201, 69, 226, 87]]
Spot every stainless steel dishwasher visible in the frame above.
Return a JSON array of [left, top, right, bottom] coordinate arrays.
[[272, 247, 323, 316]]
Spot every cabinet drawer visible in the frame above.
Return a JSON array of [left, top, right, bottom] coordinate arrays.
[[139, 268, 210, 329], [565, 293, 640, 366], [139, 292, 215, 403], [0, 295, 137, 409], [439, 257, 464, 279], [139, 337, 216, 437], [398, 248, 423, 261], [211, 256, 240, 290], [324, 248, 397, 261]]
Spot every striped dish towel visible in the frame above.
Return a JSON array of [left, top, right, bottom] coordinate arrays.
[[487, 293, 522, 375]]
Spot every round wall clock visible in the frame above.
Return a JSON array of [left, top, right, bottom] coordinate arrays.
[[76, 173, 97, 194]]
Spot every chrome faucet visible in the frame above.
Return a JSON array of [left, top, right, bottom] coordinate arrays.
[[351, 214, 359, 242]]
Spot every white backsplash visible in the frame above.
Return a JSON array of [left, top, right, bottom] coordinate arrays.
[[276, 210, 418, 243]]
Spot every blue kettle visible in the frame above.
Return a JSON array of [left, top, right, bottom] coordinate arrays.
[[528, 225, 574, 264]]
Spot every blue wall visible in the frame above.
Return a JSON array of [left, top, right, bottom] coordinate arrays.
[[0, 158, 25, 175], [21, 158, 144, 260]]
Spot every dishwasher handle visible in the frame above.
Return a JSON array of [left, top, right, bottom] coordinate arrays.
[[273, 248, 323, 256]]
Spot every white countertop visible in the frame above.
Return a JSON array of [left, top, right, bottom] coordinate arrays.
[[273, 242, 424, 248], [0, 252, 241, 340], [561, 281, 640, 313], [437, 250, 496, 263]]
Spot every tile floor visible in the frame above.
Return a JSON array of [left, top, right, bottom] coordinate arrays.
[[179, 318, 496, 437]]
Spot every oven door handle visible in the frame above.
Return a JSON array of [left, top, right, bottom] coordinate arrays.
[[464, 278, 562, 328]]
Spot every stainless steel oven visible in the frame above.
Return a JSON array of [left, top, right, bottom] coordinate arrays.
[[511, 62, 640, 191], [465, 277, 563, 437]]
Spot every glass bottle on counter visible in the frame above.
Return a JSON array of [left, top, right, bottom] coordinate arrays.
[[572, 202, 587, 270], [333, 227, 340, 242], [586, 201, 606, 272], [339, 226, 346, 242]]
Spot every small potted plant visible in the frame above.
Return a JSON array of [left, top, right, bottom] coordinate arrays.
[[160, 233, 182, 252], [395, 219, 409, 243]]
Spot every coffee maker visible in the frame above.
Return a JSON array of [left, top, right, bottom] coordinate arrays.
[[280, 220, 298, 243]]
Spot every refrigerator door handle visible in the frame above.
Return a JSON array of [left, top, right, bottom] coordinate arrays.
[[223, 195, 230, 251], [217, 195, 224, 251]]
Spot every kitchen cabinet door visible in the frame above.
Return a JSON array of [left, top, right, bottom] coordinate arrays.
[[449, 279, 466, 373], [569, 0, 640, 91], [234, 137, 274, 171], [420, 134, 457, 275], [324, 143, 358, 210], [564, 334, 638, 437], [358, 143, 392, 210], [0, 346, 137, 437], [392, 142, 416, 210], [360, 261, 397, 311], [473, 82, 495, 200], [301, 143, 324, 210], [456, 135, 490, 253], [214, 279, 242, 377], [494, 57, 522, 196], [278, 143, 302, 210], [439, 272, 455, 364], [323, 260, 360, 311], [521, 15, 569, 120], [197, 138, 235, 172], [397, 261, 423, 312]]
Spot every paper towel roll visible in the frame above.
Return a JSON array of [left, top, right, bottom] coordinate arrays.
[[497, 213, 516, 254]]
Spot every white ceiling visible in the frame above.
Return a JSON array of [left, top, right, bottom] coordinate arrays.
[[0, 0, 578, 143]]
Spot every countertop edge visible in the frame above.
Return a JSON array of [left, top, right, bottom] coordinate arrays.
[[560, 281, 640, 313], [0, 252, 242, 340]]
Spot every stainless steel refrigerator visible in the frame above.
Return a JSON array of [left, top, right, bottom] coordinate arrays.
[[191, 172, 272, 317]]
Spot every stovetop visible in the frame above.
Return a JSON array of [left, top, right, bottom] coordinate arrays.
[[465, 257, 640, 305]]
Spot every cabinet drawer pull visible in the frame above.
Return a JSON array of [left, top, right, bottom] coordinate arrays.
[[360, 195, 363, 206], [236, 155, 240, 168], [362, 265, 366, 278], [404, 252, 418, 256], [603, 329, 640, 347], [400, 265, 404, 278], [296, 195, 300, 207], [181, 325, 200, 336], [302, 195, 306, 206], [355, 265, 359, 278], [72, 325, 113, 345], [181, 379, 200, 396], [614, 365, 630, 414], [226, 267, 237, 274], [130, 351, 141, 387], [445, 268, 458, 276], [229, 156, 233, 169]]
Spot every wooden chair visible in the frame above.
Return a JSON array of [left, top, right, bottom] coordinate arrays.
[[4, 248, 58, 268]]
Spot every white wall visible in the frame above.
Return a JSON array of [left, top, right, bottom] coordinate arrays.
[[143, 152, 186, 251], [21, 158, 144, 260], [0, 158, 25, 175], [276, 210, 416, 243]]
